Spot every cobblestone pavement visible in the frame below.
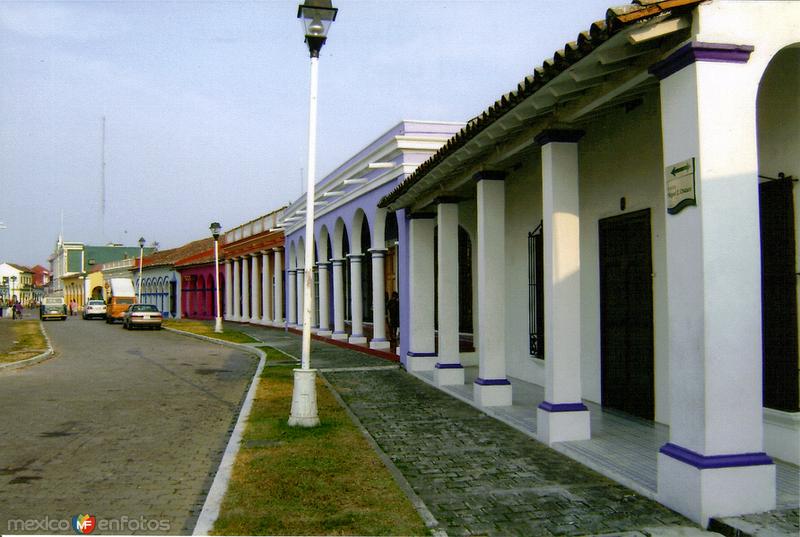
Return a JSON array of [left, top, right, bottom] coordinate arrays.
[[241, 325, 707, 537], [0, 317, 256, 535]]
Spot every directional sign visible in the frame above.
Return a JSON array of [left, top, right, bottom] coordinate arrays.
[[666, 157, 696, 214]]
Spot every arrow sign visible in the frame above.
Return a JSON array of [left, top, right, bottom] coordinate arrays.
[[670, 164, 690, 176], [665, 157, 696, 214]]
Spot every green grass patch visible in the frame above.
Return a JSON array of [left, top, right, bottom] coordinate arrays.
[[0, 320, 48, 364], [162, 319, 257, 343], [212, 360, 429, 536], [256, 346, 297, 362]]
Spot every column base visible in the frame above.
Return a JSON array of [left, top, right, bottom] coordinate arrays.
[[473, 379, 512, 407], [331, 331, 349, 341], [407, 352, 436, 372], [272, 319, 284, 327], [657, 444, 776, 527], [348, 335, 368, 345], [536, 402, 590, 444], [434, 363, 464, 386], [369, 338, 391, 350], [260, 318, 273, 326], [287, 369, 320, 428], [317, 329, 332, 337], [240, 316, 251, 324]]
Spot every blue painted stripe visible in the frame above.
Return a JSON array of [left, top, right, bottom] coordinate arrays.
[[537, 401, 588, 413], [659, 443, 773, 470], [474, 377, 511, 386]]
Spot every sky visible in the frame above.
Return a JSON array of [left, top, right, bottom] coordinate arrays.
[[0, 0, 614, 267]]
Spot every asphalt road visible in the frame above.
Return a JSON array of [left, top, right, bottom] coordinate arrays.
[[0, 315, 257, 535]]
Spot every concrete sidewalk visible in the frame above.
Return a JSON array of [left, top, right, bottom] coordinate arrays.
[[233, 323, 730, 537]]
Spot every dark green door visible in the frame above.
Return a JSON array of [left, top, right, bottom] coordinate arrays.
[[599, 209, 655, 420]]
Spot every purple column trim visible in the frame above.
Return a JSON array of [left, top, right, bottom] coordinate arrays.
[[407, 351, 437, 357], [474, 377, 511, 386], [435, 363, 464, 369], [537, 401, 588, 413], [649, 41, 755, 81], [659, 443, 773, 470], [534, 129, 585, 146]]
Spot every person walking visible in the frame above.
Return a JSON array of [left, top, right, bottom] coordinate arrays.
[[13, 301, 22, 320], [387, 291, 399, 346]]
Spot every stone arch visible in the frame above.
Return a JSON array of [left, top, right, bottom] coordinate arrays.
[[297, 236, 306, 269], [288, 241, 297, 270], [333, 217, 348, 259], [350, 209, 369, 254], [373, 207, 388, 249], [318, 225, 331, 262]]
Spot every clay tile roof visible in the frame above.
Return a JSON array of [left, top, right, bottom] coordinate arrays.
[[141, 237, 214, 269], [378, 0, 702, 209], [7, 263, 33, 273]]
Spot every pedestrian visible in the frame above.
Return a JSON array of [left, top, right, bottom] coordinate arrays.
[[69, 299, 75, 316], [387, 291, 399, 345], [14, 301, 22, 320]]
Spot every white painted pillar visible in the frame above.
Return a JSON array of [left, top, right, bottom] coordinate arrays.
[[331, 259, 347, 340], [406, 214, 436, 371], [317, 261, 331, 337], [273, 248, 284, 325], [296, 268, 304, 329], [287, 269, 297, 326], [474, 172, 512, 407], [232, 258, 241, 322], [434, 201, 464, 385], [250, 253, 260, 323], [369, 249, 390, 350], [261, 251, 272, 325], [348, 254, 367, 345], [651, 44, 775, 525], [224, 260, 232, 320], [241, 255, 251, 323], [534, 130, 590, 444]]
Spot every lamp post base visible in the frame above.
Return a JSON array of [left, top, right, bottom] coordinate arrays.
[[288, 369, 320, 427], [214, 316, 223, 333]]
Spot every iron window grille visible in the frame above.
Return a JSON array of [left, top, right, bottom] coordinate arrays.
[[528, 221, 544, 358]]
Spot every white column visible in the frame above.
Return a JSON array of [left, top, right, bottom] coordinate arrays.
[[261, 251, 272, 325], [273, 249, 284, 325], [241, 255, 251, 323], [434, 202, 464, 385], [296, 268, 304, 329], [251, 253, 260, 323], [331, 259, 347, 340], [535, 131, 590, 445], [474, 172, 512, 407], [406, 215, 436, 371], [224, 260, 232, 320], [232, 258, 241, 322], [653, 43, 774, 525], [317, 262, 331, 337], [348, 254, 367, 345], [369, 249, 390, 350], [287, 269, 297, 326]]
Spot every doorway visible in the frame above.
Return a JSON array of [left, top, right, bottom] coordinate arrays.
[[599, 209, 655, 420]]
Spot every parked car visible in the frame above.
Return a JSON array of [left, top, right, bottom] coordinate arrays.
[[122, 304, 163, 330], [40, 297, 67, 321], [105, 278, 137, 323], [82, 299, 107, 320]]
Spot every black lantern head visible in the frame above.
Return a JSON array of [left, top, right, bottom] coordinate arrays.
[[210, 222, 222, 240], [138, 237, 146, 249], [297, 0, 337, 58]]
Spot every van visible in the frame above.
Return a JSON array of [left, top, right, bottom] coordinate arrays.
[[40, 297, 67, 321], [105, 278, 137, 323]]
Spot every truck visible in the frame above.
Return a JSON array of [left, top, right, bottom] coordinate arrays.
[[105, 278, 137, 324]]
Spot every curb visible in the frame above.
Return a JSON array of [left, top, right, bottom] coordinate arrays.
[[161, 327, 266, 536], [0, 320, 55, 373]]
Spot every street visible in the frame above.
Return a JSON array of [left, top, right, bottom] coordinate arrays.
[[0, 316, 256, 534]]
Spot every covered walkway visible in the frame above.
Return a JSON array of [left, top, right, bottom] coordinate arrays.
[[414, 367, 800, 512]]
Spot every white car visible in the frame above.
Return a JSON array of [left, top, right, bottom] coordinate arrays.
[[83, 299, 107, 320]]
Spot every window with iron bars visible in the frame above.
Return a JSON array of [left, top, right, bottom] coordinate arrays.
[[528, 222, 544, 358]]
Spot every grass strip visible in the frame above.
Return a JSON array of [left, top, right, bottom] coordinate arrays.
[[212, 361, 429, 536], [162, 319, 257, 343], [0, 320, 48, 364], [256, 346, 298, 362]]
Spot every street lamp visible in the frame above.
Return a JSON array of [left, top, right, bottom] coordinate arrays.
[[137, 237, 145, 303], [210, 222, 223, 333], [288, 0, 337, 428], [10, 275, 17, 303]]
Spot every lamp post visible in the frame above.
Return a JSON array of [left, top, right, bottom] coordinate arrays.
[[210, 222, 223, 333], [10, 275, 17, 303], [137, 237, 145, 302], [288, 0, 337, 428]]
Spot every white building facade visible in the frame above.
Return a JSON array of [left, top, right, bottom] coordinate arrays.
[[379, 0, 799, 526]]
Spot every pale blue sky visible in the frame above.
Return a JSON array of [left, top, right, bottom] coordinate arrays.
[[1, 0, 613, 266]]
